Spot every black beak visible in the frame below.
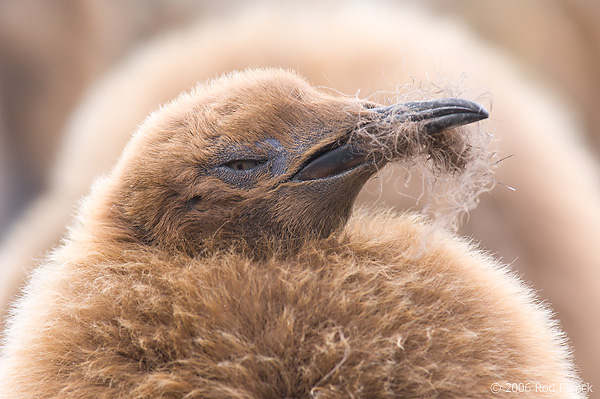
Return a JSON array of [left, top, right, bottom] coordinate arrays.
[[293, 98, 488, 182], [371, 98, 489, 134]]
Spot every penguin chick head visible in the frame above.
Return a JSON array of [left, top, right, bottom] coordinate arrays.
[[108, 69, 487, 255]]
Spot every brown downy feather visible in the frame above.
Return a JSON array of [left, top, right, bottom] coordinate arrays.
[[0, 69, 582, 398], [1, 5, 599, 388], [0, 207, 582, 398]]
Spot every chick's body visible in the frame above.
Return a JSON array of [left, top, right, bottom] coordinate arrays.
[[1, 209, 576, 398], [0, 69, 581, 398]]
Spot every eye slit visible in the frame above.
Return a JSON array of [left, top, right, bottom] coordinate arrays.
[[222, 159, 265, 171]]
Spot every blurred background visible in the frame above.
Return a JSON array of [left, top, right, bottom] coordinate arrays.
[[1, 0, 598, 395]]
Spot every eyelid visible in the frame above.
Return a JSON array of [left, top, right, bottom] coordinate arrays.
[[221, 158, 268, 171]]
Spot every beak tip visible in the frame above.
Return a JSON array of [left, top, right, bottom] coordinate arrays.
[[468, 105, 489, 126], [478, 105, 490, 120]]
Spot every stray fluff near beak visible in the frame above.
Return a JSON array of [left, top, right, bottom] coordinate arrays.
[[348, 96, 495, 230]]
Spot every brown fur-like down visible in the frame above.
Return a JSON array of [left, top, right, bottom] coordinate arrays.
[[0, 211, 582, 398], [0, 69, 582, 398]]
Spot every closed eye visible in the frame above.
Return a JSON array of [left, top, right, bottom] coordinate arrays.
[[222, 159, 266, 171]]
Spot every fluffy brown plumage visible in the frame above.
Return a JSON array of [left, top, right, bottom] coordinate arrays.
[[0, 69, 582, 398], [3, 5, 600, 388]]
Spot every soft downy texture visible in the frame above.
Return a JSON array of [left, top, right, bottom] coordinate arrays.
[[0, 68, 583, 398], [0, 1, 597, 391], [0, 207, 583, 398]]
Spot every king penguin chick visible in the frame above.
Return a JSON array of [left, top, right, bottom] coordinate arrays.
[[0, 69, 582, 398]]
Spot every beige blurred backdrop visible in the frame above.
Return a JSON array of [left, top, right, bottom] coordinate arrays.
[[1, 0, 599, 395]]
